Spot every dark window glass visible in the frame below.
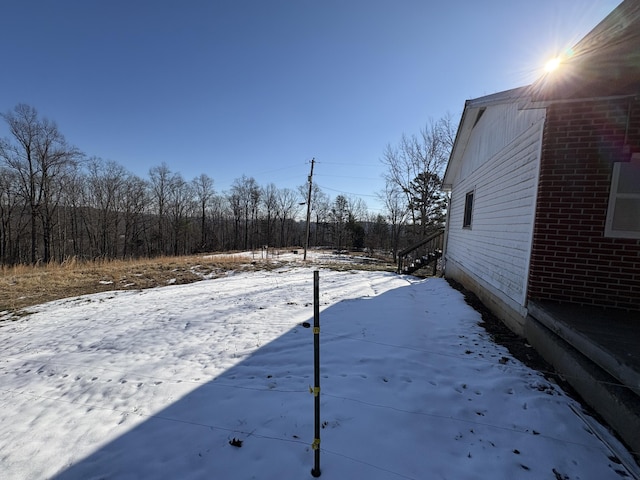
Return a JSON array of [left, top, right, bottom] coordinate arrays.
[[463, 191, 474, 228]]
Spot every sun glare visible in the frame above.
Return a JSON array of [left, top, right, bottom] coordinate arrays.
[[544, 57, 562, 73]]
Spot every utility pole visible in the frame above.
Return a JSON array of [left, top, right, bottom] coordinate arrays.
[[303, 158, 315, 261]]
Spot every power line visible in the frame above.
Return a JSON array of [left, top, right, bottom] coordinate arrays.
[[317, 161, 382, 168], [254, 163, 308, 176], [315, 174, 381, 181], [315, 183, 380, 198]]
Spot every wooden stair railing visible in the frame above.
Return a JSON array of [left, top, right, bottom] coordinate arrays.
[[397, 229, 444, 276]]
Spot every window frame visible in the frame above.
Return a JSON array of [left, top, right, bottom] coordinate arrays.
[[462, 190, 474, 229], [604, 155, 640, 239]]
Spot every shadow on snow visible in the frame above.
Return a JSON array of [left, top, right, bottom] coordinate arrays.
[[51, 279, 421, 479]]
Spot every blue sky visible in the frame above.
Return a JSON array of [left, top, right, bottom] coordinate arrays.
[[0, 0, 621, 214]]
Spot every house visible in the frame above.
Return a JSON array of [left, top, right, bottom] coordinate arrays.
[[442, 0, 640, 456]]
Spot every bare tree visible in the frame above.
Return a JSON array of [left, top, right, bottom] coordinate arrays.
[[0, 104, 82, 263], [297, 183, 330, 248], [119, 174, 148, 259], [36, 117, 82, 262], [328, 196, 368, 251], [436, 111, 457, 153], [227, 190, 242, 250], [380, 179, 409, 262], [58, 169, 86, 259], [84, 158, 128, 258], [261, 183, 278, 247], [230, 175, 261, 250], [0, 167, 24, 264], [0, 105, 39, 263], [248, 180, 261, 250], [346, 196, 368, 221], [166, 173, 193, 256], [149, 163, 174, 255], [366, 213, 390, 253], [191, 173, 215, 251], [0, 107, 462, 264], [311, 186, 330, 247], [276, 188, 300, 247], [209, 194, 228, 250], [381, 115, 453, 239]]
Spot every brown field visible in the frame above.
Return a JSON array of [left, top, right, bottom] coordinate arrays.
[[0, 251, 396, 316], [0, 254, 254, 315]]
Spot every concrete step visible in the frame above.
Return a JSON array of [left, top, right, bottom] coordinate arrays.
[[525, 316, 640, 460]]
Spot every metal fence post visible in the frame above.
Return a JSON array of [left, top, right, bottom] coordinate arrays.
[[311, 270, 321, 477]]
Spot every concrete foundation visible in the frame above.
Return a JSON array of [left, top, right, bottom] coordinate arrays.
[[444, 258, 526, 335], [444, 259, 640, 460], [525, 316, 640, 458]]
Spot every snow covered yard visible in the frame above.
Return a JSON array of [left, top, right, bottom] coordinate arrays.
[[0, 266, 635, 479]]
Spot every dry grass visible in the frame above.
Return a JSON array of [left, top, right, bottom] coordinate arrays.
[[0, 254, 251, 315], [0, 251, 397, 317]]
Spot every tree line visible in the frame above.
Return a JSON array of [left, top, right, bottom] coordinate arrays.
[[0, 104, 453, 265]]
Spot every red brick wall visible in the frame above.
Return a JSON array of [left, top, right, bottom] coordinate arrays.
[[527, 98, 640, 311]]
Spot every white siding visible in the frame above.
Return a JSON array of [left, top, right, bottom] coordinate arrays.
[[446, 104, 545, 308]]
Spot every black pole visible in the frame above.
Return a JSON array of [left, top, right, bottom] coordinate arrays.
[[311, 270, 321, 477]]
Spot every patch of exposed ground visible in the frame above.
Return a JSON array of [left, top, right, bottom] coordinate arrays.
[[0, 251, 395, 318], [0, 255, 251, 316]]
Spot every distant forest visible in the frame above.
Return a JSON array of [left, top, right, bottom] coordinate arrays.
[[0, 104, 453, 265]]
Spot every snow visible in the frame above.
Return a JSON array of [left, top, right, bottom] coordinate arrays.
[[0, 258, 635, 479]]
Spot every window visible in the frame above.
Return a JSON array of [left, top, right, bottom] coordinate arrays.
[[463, 190, 474, 228], [605, 155, 640, 239]]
